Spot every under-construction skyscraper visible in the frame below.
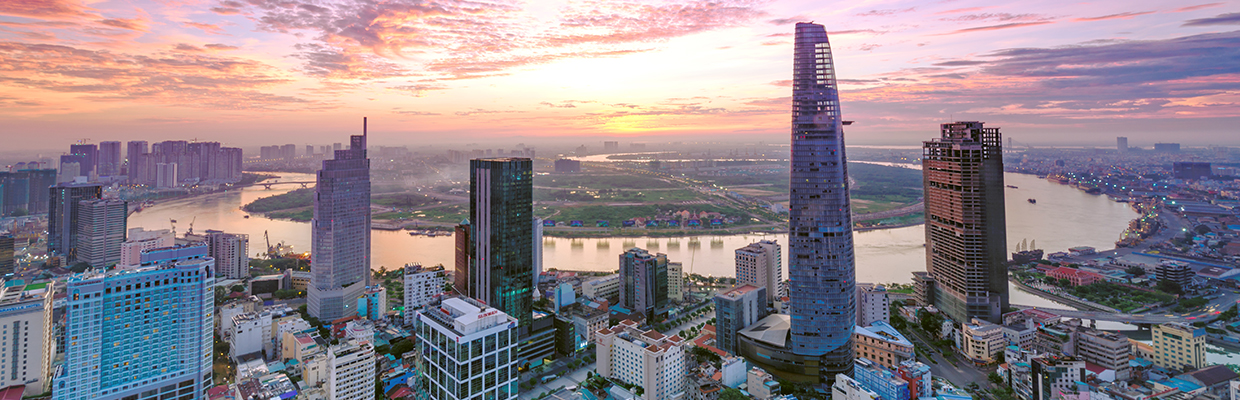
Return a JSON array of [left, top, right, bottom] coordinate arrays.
[[922, 121, 1007, 324]]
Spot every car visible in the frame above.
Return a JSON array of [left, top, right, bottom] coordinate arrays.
[[1188, 316, 1197, 320]]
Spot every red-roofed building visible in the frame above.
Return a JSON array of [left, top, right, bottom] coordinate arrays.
[[1047, 267, 1103, 286], [0, 386, 25, 400]]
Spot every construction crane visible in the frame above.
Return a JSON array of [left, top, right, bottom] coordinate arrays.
[[264, 230, 276, 259], [186, 216, 196, 236], [169, 218, 177, 236]]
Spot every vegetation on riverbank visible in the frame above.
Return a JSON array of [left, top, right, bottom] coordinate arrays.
[[244, 188, 314, 213]]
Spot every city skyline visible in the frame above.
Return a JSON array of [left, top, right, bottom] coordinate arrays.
[[1, 0, 1238, 147]]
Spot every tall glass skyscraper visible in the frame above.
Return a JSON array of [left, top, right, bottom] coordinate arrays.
[[787, 22, 856, 382], [469, 158, 534, 327], [308, 118, 372, 321], [54, 244, 215, 400]]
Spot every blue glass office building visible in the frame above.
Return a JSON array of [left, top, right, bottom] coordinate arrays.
[[469, 158, 534, 328], [53, 244, 214, 400], [308, 118, 372, 321], [787, 22, 856, 383]]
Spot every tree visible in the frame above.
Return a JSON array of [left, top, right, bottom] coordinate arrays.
[[444, 281, 455, 293], [391, 340, 416, 359], [1057, 278, 1071, 287], [230, 284, 246, 293], [719, 388, 747, 400], [1157, 280, 1184, 295], [273, 289, 301, 299], [1125, 266, 1145, 276], [919, 310, 944, 334], [215, 287, 227, 304], [988, 372, 1004, 386]]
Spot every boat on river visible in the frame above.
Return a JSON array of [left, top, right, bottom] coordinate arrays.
[[1028, 198, 1037, 204], [1007, 185, 1018, 189]]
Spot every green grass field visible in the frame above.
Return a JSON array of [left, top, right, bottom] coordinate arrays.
[[535, 174, 682, 189]]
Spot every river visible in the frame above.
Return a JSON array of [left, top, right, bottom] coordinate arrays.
[[128, 169, 1136, 317]]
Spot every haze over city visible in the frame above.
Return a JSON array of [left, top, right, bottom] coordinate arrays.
[[2, 0, 1239, 149]]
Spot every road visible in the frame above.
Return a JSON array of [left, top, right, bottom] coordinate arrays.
[[903, 326, 989, 389]]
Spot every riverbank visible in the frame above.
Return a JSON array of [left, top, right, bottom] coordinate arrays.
[[1008, 276, 1116, 312]]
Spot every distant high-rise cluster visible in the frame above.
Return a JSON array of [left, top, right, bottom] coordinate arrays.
[[126, 140, 243, 187], [0, 167, 56, 217]]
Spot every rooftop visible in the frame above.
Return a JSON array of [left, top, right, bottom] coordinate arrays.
[[738, 314, 791, 348], [717, 284, 763, 300], [855, 322, 913, 348]]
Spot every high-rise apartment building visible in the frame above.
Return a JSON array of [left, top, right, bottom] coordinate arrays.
[[668, 261, 683, 302], [786, 21, 857, 382], [98, 141, 122, 176], [206, 230, 249, 279], [714, 285, 768, 355], [0, 168, 56, 216], [47, 180, 102, 261], [619, 247, 668, 321], [1151, 322, 1206, 371], [0, 282, 54, 397], [1116, 137, 1128, 153], [922, 121, 1007, 324], [736, 240, 781, 304], [596, 320, 686, 400], [1156, 260, 1193, 290], [126, 141, 148, 166], [69, 144, 97, 175], [308, 119, 371, 321], [403, 263, 446, 326], [1031, 357, 1084, 400], [468, 158, 534, 327], [128, 140, 242, 186], [411, 296, 518, 400], [74, 199, 127, 268], [856, 283, 890, 326], [53, 244, 215, 400]]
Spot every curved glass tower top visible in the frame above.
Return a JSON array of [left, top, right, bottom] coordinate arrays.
[[787, 22, 856, 365]]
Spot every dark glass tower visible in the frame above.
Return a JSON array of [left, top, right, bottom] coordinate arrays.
[[923, 121, 1007, 324], [47, 181, 103, 261], [619, 247, 668, 321], [787, 22, 856, 383], [469, 158, 534, 327], [308, 118, 372, 320]]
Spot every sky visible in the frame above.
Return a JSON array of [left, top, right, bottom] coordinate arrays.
[[1, 0, 1239, 150]]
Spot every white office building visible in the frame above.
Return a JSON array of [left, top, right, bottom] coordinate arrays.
[[856, 283, 890, 326], [583, 274, 620, 300], [735, 240, 781, 304], [229, 311, 272, 361], [412, 296, 518, 400], [403, 263, 445, 326], [0, 282, 54, 397], [596, 319, 686, 400], [118, 228, 173, 268], [304, 338, 375, 400], [668, 262, 684, 302]]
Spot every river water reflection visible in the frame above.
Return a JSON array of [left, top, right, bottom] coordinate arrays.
[[129, 169, 1137, 326]]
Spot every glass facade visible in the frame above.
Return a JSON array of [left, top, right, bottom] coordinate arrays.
[[469, 158, 534, 327], [787, 22, 856, 384], [619, 248, 668, 321], [308, 120, 371, 320], [54, 246, 214, 400]]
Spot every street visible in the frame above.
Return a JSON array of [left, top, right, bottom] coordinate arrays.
[[902, 326, 988, 389]]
